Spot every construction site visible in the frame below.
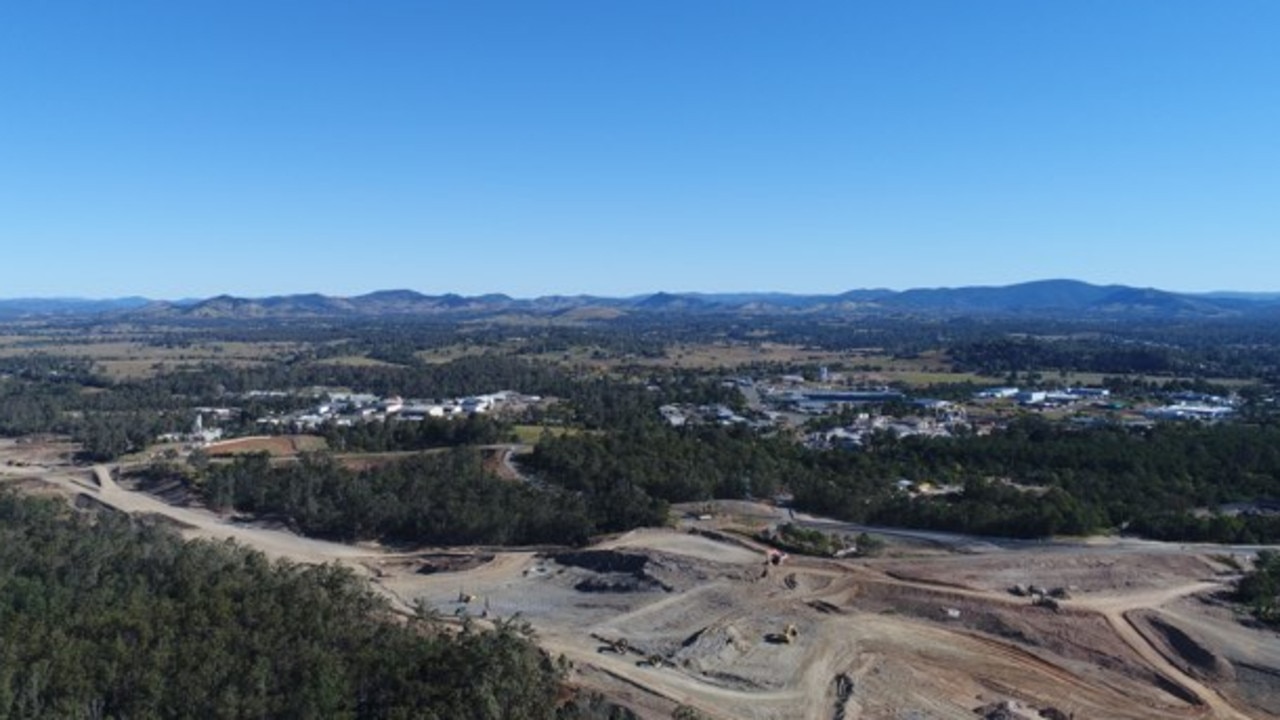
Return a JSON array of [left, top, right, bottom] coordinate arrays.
[[381, 524, 1277, 720], [2, 438, 1279, 720]]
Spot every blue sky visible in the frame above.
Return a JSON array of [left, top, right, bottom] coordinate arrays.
[[2, 1, 1277, 298]]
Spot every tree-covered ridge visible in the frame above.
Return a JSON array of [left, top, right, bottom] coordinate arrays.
[[198, 450, 594, 546], [523, 426, 795, 532], [318, 413, 512, 453], [0, 492, 566, 720], [160, 403, 1280, 547], [526, 419, 1280, 542], [187, 416, 1280, 548], [859, 419, 1280, 541]]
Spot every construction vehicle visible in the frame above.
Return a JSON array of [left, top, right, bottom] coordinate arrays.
[[766, 623, 800, 645], [1033, 595, 1061, 612], [591, 634, 631, 654]]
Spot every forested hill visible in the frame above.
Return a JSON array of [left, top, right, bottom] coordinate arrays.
[[6, 279, 1280, 320], [523, 418, 1280, 544], [0, 491, 581, 719], [118, 280, 1280, 319]]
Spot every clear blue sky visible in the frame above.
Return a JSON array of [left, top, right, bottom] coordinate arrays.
[[2, 1, 1277, 299]]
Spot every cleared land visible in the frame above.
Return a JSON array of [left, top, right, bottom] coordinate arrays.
[[0, 337, 303, 379], [2, 440, 1278, 720], [204, 435, 329, 457]]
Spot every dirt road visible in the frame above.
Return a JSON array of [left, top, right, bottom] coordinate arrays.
[[76, 464, 371, 564], [1063, 580, 1255, 720]]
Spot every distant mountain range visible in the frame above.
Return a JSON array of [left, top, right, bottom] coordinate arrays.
[[0, 297, 153, 318], [2, 280, 1279, 321]]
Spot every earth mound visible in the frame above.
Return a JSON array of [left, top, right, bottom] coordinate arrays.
[[1129, 610, 1235, 683]]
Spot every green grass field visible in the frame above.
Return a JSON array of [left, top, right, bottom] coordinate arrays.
[[511, 424, 579, 444]]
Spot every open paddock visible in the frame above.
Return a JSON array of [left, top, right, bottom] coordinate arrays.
[[203, 435, 328, 457]]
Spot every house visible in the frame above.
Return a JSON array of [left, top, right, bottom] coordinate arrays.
[[824, 427, 863, 448], [658, 405, 687, 427], [460, 397, 491, 414]]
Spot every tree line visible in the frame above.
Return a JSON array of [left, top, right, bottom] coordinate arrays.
[[194, 450, 594, 546], [1236, 550, 1280, 627], [523, 418, 1280, 543]]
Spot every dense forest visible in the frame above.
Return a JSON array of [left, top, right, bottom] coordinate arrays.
[[167, 394, 1280, 547], [0, 491, 573, 719], [208, 414, 1279, 549], [193, 450, 595, 546], [525, 419, 1280, 543], [317, 414, 513, 453]]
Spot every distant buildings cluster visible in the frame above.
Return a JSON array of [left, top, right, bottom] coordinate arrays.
[[809, 413, 959, 450], [1143, 392, 1237, 421], [772, 388, 906, 415], [661, 373, 1245, 452], [158, 388, 545, 445], [973, 386, 1111, 406], [659, 403, 769, 430], [262, 390, 540, 431]]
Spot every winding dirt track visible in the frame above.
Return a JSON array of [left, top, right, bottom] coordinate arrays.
[[1065, 582, 1253, 720], [86, 465, 375, 564]]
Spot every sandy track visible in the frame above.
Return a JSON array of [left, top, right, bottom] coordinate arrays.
[[1066, 580, 1255, 720], [81, 464, 374, 564], [1105, 607, 1252, 720], [598, 529, 763, 565]]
